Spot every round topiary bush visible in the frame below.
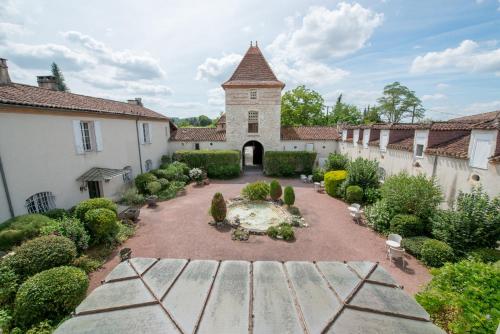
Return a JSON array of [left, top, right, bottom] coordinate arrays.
[[345, 185, 363, 203], [324, 170, 348, 198], [146, 181, 162, 195], [269, 180, 282, 201], [420, 239, 454, 267], [157, 178, 170, 189], [42, 208, 68, 220], [401, 236, 432, 259], [84, 208, 119, 244], [210, 193, 227, 222], [267, 226, 279, 238], [0, 214, 56, 251], [74, 198, 117, 223], [134, 172, 158, 194], [13, 266, 88, 329], [284, 186, 295, 206], [242, 181, 270, 201], [279, 223, 295, 241], [5, 235, 76, 279], [389, 214, 424, 237], [0, 265, 19, 306]]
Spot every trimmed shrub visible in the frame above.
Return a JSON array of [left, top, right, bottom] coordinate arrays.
[[345, 185, 363, 203], [344, 157, 380, 190], [173, 150, 240, 179], [84, 208, 119, 244], [324, 170, 347, 198], [151, 169, 169, 179], [279, 223, 295, 241], [189, 168, 204, 183], [120, 187, 145, 206], [469, 248, 500, 263], [365, 199, 393, 233], [381, 172, 442, 222], [363, 187, 381, 204], [146, 181, 162, 195], [74, 198, 117, 223], [420, 239, 454, 267], [242, 181, 270, 201], [158, 162, 190, 183], [73, 255, 103, 274], [416, 260, 500, 334], [157, 181, 185, 201], [0, 214, 55, 251], [401, 236, 432, 259], [312, 167, 325, 183], [157, 178, 169, 189], [210, 193, 227, 222], [431, 187, 500, 254], [269, 180, 282, 201], [5, 235, 76, 279], [42, 208, 68, 220], [267, 226, 279, 238], [0, 265, 19, 306], [263, 151, 317, 176], [325, 153, 349, 171], [389, 214, 424, 237], [26, 321, 53, 334], [134, 172, 157, 194], [40, 217, 89, 253], [284, 186, 295, 206], [13, 266, 88, 329], [160, 154, 171, 165]]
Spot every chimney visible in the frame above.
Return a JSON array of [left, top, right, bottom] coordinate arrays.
[[0, 58, 11, 84], [37, 76, 57, 90], [127, 98, 143, 106]]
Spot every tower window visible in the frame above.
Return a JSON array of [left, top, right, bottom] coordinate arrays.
[[250, 90, 257, 100], [248, 111, 258, 133]]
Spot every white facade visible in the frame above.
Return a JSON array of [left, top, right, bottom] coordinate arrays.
[[0, 107, 170, 222]]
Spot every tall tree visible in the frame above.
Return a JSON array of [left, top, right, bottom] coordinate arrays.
[[51, 62, 68, 92], [329, 95, 362, 125], [281, 85, 325, 126], [377, 82, 425, 123], [363, 105, 382, 124]]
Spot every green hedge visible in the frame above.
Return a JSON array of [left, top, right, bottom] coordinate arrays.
[[173, 150, 240, 179], [345, 185, 363, 203], [0, 214, 56, 251], [401, 236, 432, 259], [324, 170, 347, 198], [263, 151, 317, 176], [421, 239, 454, 267], [389, 214, 424, 237]]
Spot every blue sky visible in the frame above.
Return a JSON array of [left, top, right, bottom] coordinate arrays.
[[1, 0, 499, 120]]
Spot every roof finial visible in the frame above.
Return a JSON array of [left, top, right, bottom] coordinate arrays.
[[255, 40, 258, 47], [250, 41, 253, 47]]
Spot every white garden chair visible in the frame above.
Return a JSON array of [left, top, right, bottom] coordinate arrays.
[[300, 174, 307, 183], [387, 246, 406, 270], [386, 234, 402, 249], [348, 203, 363, 224], [307, 175, 313, 183]]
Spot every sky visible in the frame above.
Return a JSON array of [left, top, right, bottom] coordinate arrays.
[[1, 0, 499, 121]]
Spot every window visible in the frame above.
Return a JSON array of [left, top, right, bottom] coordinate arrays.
[[248, 111, 258, 133], [145, 159, 153, 172], [305, 143, 314, 152], [195, 143, 200, 150], [123, 166, 133, 183], [380, 131, 389, 152], [415, 144, 424, 158], [341, 130, 347, 141], [25, 192, 56, 214], [250, 90, 257, 100], [470, 138, 492, 169], [80, 121, 92, 151], [142, 123, 151, 143]]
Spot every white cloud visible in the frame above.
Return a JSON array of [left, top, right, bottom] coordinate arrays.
[[410, 40, 500, 74], [273, 60, 349, 86], [325, 89, 380, 107], [268, 3, 383, 62], [207, 87, 224, 106], [422, 93, 447, 102], [436, 83, 449, 90], [463, 100, 500, 113], [195, 53, 242, 82], [241, 26, 252, 33], [77, 72, 172, 96], [62, 30, 165, 80]]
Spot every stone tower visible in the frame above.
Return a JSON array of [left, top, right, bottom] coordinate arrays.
[[222, 42, 285, 157]]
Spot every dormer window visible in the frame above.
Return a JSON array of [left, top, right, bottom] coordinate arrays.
[[250, 90, 257, 100], [248, 111, 258, 133]]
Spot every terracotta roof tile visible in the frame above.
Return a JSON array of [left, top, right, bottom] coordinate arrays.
[[387, 136, 414, 151], [170, 128, 226, 142], [0, 83, 168, 120], [430, 122, 474, 131], [222, 45, 284, 89], [217, 113, 226, 124], [450, 111, 499, 122], [425, 134, 470, 159], [280, 126, 340, 141]]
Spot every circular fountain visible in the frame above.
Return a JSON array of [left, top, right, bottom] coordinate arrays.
[[226, 200, 293, 233]]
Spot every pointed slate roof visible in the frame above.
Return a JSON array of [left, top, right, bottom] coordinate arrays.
[[222, 43, 285, 89]]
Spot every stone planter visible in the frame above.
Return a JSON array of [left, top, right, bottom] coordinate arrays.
[[121, 208, 140, 221], [146, 195, 158, 208]]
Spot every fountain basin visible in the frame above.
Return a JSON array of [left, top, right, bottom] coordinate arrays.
[[226, 200, 292, 233]]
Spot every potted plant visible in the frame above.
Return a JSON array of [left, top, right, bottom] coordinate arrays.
[[146, 195, 158, 208], [189, 168, 204, 185]]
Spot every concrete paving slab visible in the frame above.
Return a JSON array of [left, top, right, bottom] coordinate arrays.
[[104, 261, 138, 282], [347, 261, 375, 277], [55, 305, 179, 334], [162, 260, 219, 334], [327, 308, 444, 334], [76, 279, 154, 315], [350, 282, 430, 320], [143, 258, 188, 299], [368, 265, 399, 286], [130, 257, 157, 275], [197, 261, 250, 334], [252, 261, 303, 334], [316, 261, 361, 300], [285, 261, 341, 333]]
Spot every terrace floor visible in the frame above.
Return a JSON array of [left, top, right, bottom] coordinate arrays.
[[89, 173, 431, 295]]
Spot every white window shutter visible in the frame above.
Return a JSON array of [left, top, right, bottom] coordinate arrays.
[[138, 122, 145, 145], [471, 139, 491, 169], [72, 120, 84, 154], [94, 121, 103, 151], [148, 123, 153, 143]]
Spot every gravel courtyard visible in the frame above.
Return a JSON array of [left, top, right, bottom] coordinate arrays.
[[90, 173, 431, 295]]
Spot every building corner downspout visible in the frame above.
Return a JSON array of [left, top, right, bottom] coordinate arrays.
[[136, 118, 143, 174], [0, 155, 14, 218]]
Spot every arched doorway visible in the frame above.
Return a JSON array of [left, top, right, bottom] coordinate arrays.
[[242, 141, 264, 169]]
